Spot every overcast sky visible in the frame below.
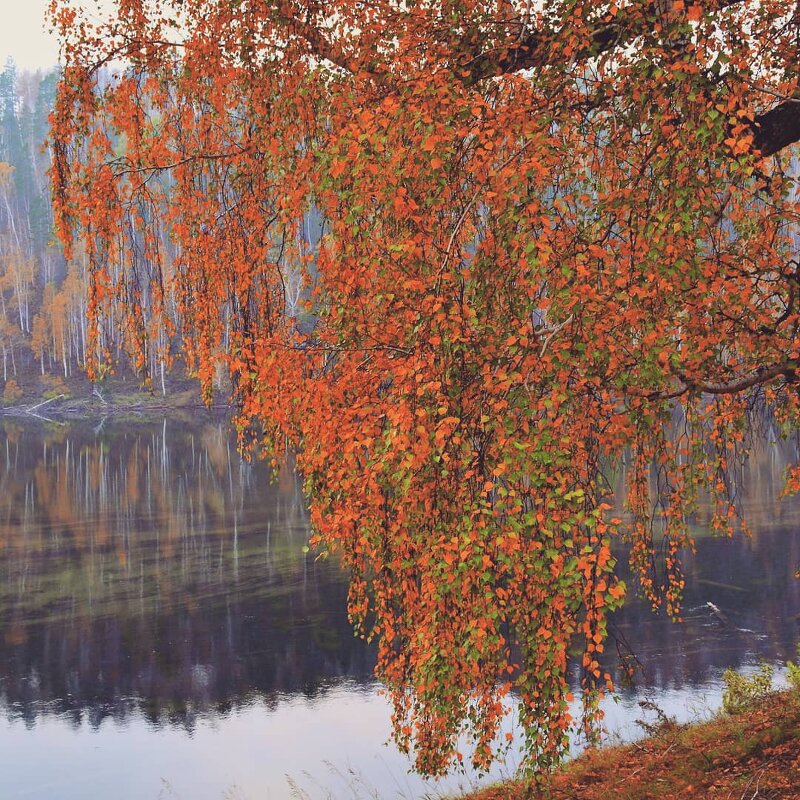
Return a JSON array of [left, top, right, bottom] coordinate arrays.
[[0, 0, 60, 72]]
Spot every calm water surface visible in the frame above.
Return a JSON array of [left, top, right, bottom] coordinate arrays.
[[0, 417, 797, 799]]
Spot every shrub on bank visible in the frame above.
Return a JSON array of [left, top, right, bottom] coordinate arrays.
[[2, 379, 23, 403]]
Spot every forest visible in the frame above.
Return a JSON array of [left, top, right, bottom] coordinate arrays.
[[0, 57, 230, 399], [0, 60, 73, 391]]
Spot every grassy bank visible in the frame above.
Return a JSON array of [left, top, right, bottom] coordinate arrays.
[[0, 363, 234, 417], [465, 690, 800, 800], [0, 374, 233, 420]]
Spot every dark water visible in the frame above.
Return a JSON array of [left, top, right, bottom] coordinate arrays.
[[0, 417, 797, 799]]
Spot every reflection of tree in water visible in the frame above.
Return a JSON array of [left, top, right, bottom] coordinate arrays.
[[0, 420, 797, 730], [603, 437, 800, 692], [0, 418, 376, 731], [603, 527, 800, 692]]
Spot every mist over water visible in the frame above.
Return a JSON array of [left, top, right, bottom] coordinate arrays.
[[0, 417, 797, 798]]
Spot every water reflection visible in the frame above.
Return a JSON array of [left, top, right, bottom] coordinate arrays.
[[0, 417, 375, 734], [0, 419, 798, 798], [605, 438, 800, 691]]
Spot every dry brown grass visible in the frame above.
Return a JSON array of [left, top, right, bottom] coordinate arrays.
[[464, 690, 800, 800]]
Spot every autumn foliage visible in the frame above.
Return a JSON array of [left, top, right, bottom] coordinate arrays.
[[48, 0, 800, 776]]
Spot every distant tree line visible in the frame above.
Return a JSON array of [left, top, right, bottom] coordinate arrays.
[[0, 59, 247, 399]]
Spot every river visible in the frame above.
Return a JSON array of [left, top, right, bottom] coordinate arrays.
[[0, 416, 797, 798]]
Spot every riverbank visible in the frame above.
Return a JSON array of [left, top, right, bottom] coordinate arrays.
[[0, 377, 232, 422], [465, 690, 800, 799], [0, 365, 233, 419]]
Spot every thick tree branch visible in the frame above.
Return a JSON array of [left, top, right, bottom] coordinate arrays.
[[686, 362, 797, 394], [627, 361, 798, 401], [465, 0, 742, 81], [753, 98, 800, 157], [463, 0, 800, 158], [634, 361, 798, 401]]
